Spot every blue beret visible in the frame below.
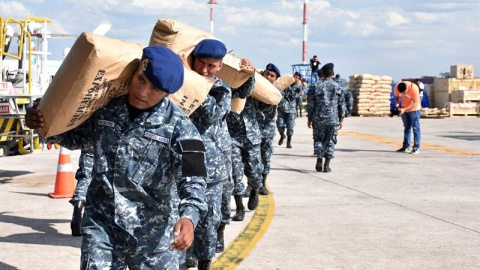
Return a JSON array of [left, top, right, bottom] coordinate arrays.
[[193, 39, 227, 59], [322, 63, 334, 73], [141, 45, 184, 94], [266, 63, 281, 77]]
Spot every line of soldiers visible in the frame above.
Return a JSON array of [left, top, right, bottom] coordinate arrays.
[[33, 40, 299, 270], [29, 41, 350, 269]]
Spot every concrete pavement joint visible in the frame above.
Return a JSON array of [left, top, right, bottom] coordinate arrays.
[[211, 188, 275, 269], [272, 160, 480, 235]]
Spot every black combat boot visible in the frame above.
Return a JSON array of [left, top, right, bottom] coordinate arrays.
[[286, 136, 292, 148], [216, 223, 226, 253], [184, 258, 197, 268], [278, 132, 286, 145], [242, 185, 251, 198], [259, 174, 269, 195], [315, 158, 323, 172], [323, 158, 332, 173], [198, 260, 211, 270], [71, 200, 84, 237], [231, 195, 245, 221], [248, 188, 259, 210]]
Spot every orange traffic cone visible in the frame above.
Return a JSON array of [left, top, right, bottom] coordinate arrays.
[[48, 147, 75, 199]]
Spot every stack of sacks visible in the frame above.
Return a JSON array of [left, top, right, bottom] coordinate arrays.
[[348, 74, 393, 116]]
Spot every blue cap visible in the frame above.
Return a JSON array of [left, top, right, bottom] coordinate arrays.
[[322, 63, 334, 73], [266, 63, 281, 77], [193, 39, 227, 59], [294, 71, 302, 79], [141, 45, 184, 94]]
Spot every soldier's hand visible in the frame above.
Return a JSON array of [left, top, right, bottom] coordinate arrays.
[[171, 218, 194, 251], [25, 98, 44, 131], [339, 122, 343, 130], [177, 51, 191, 70], [307, 120, 312, 129], [240, 58, 254, 72]]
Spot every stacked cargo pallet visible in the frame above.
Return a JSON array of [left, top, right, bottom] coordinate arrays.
[[433, 65, 479, 117], [348, 74, 393, 116]]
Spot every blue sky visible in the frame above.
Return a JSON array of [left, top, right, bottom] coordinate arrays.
[[1, 0, 479, 81]]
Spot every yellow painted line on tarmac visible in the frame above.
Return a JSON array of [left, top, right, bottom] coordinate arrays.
[[211, 190, 275, 270], [340, 131, 480, 155]]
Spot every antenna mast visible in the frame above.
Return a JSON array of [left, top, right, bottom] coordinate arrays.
[[208, 0, 218, 34], [303, 0, 308, 63]]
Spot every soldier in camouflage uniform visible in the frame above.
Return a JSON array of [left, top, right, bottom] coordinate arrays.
[[277, 71, 301, 149], [226, 75, 260, 222], [249, 63, 280, 197], [26, 45, 208, 270], [180, 39, 231, 270], [70, 147, 94, 237], [307, 63, 345, 173]]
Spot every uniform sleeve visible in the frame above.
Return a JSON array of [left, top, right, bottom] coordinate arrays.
[[173, 122, 208, 228], [307, 85, 316, 122], [232, 75, 255, 99], [192, 85, 231, 124], [75, 147, 95, 182], [337, 86, 346, 123]]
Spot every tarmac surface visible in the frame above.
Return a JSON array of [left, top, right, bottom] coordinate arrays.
[[1, 115, 479, 270]]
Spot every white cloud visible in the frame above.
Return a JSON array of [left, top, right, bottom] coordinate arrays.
[[0, 1, 32, 18], [386, 12, 409, 27], [413, 12, 448, 24]]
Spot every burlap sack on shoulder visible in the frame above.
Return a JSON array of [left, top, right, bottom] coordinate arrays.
[[149, 19, 253, 89], [273, 74, 295, 91], [215, 52, 255, 88], [231, 97, 247, 114], [170, 68, 214, 116], [37, 32, 144, 138], [251, 72, 282, 105]]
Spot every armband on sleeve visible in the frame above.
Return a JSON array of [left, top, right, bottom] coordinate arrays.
[[179, 139, 207, 177]]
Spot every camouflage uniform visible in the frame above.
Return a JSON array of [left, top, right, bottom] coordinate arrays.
[[187, 76, 231, 261], [343, 88, 353, 115], [70, 147, 94, 204], [44, 96, 208, 270], [257, 100, 277, 175], [276, 84, 298, 138], [307, 78, 345, 159], [226, 76, 262, 196], [295, 83, 305, 116]]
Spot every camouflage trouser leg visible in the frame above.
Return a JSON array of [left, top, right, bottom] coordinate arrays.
[[285, 112, 296, 137], [221, 150, 233, 223], [313, 125, 338, 159], [70, 147, 94, 204], [81, 230, 179, 270], [276, 110, 286, 135], [221, 177, 233, 224], [191, 181, 223, 260], [231, 142, 245, 196], [242, 140, 263, 189], [260, 137, 274, 175]]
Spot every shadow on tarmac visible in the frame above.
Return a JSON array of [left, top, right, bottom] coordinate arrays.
[[0, 170, 32, 185], [12, 192, 53, 197], [0, 212, 81, 248]]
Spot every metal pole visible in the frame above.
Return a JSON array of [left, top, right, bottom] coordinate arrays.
[[302, 0, 308, 64]]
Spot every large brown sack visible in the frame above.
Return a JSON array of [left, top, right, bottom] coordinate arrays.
[[169, 68, 214, 116], [149, 18, 253, 88], [273, 74, 295, 91], [215, 53, 255, 88], [231, 97, 247, 114], [38, 32, 144, 138], [251, 72, 282, 105]]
